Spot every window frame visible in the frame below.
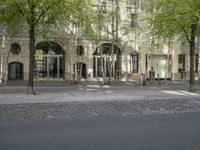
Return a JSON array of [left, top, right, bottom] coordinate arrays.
[[178, 54, 186, 73], [130, 53, 139, 73]]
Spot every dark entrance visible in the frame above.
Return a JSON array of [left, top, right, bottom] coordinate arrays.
[[8, 62, 23, 80]]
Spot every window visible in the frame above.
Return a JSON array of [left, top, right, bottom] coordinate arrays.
[[178, 54, 185, 73], [93, 43, 122, 78], [130, 53, 138, 73], [77, 46, 84, 56], [35, 41, 64, 79], [10, 43, 21, 55]]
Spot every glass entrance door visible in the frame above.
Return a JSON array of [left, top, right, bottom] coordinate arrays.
[[36, 55, 63, 79], [93, 56, 113, 78], [147, 55, 171, 79], [48, 56, 58, 78]]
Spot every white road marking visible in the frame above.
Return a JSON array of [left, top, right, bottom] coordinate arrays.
[[161, 90, 199, 96], [161, 91, 186, 95], [179, 91, 199, 96]]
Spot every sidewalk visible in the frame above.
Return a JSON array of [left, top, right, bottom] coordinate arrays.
[[0, 80, 200, 105]]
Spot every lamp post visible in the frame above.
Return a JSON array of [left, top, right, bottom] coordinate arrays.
[[0, 31, 5, 85]]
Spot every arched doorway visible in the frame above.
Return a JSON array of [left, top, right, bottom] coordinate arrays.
[[35, 41, 64, 80], [8, 62, 23, 80], [93, 43, 122, 79]]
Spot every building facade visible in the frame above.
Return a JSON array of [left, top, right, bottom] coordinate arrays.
[[0, 0, 200, 83]]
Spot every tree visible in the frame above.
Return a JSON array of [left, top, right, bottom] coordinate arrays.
[[0, 29, 5, 85], [152, 0, 200, 91], [62, 1, 99, 83], [0, 0, 90, 94]]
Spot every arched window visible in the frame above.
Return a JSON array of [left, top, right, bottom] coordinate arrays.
[[36, 41, 64, 55], [35, 41, 64, 79], [93, 43, 121, 55], [93, 43, 122, 79], [8, 62, 23, 80]]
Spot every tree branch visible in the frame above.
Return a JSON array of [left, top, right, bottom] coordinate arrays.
[[12, 1, 30, 24], [191, 17, 199, 40], [34, 0, 64, 25], [176, 19, 191, 42]]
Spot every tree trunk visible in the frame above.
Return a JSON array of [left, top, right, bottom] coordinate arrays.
[[188, 18, 199, 91], [27, 24, 36, 94], [189, 40, 195, 91], [3, 37, 12, 86], [198, 42, 200, 81], [0, 32, 5, 86]]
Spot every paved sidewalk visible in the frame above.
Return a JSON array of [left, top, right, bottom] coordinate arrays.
[[0, 80, 200, 104]]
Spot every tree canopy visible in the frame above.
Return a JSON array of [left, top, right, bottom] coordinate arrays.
[[152, 0, 200, 91], [153, 0, 200, 41], [0, 0, 92, 35], [0, 0, 92, 93]]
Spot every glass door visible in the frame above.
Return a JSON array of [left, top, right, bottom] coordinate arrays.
[[49, 56, 58, 78], [36, 55, 63, 79]]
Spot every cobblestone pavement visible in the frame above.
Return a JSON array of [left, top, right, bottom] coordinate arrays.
[[1, 98, 200, 121]]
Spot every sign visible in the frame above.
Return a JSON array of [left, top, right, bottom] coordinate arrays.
[[35, 50, 43, 61], [35, 50, 43, 69]]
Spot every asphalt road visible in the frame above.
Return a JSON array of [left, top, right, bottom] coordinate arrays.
[[0, 112, 200, 150]]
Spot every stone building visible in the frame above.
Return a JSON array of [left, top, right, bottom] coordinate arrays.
[[0, 0, 199, 83]]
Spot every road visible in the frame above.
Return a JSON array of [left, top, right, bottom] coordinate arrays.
[[0, 81, 200, 150], [0, 112, 200, 150]]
